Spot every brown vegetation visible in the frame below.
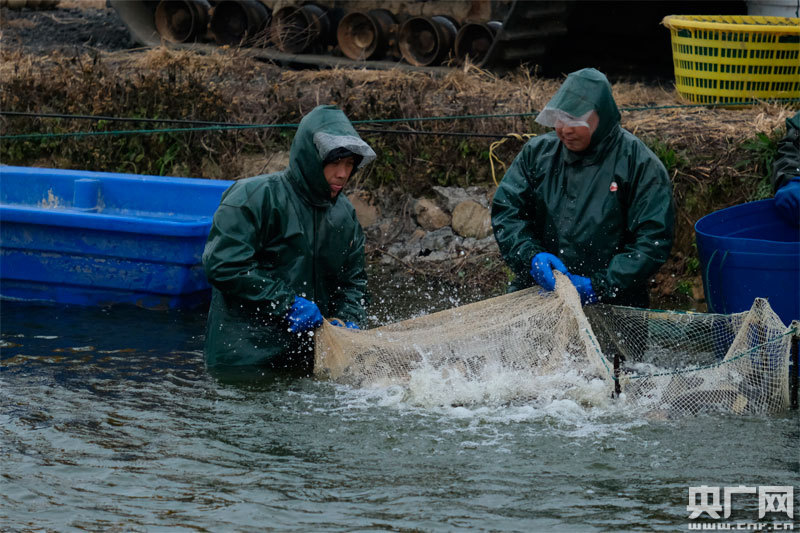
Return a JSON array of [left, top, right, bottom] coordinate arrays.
[[1, 45, 795, 306]]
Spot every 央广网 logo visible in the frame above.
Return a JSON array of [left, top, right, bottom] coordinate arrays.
[[687, 485, 794, 531]]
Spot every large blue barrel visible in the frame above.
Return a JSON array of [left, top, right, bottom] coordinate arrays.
[[695, 199, 800, 326]]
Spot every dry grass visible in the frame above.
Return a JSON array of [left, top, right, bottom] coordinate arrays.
[[278, 61, 793, 150], [2, 17, 36, 29], [5, 45, 789, 148], [57, 0, 107, 10], [1, 46, 795, 297], [624, 102, 793, 147]]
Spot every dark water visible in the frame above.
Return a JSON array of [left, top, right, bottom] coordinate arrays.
[[2, 279, 798, 532]]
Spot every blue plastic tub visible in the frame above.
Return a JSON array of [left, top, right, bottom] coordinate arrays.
[[0, 166, 231, 309], [695, 199, 800, 326]]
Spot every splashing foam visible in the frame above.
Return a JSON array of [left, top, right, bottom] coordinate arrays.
[[400, 351, 612, 410]]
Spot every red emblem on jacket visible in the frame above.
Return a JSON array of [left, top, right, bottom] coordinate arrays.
[[609, 181, 618, 192]]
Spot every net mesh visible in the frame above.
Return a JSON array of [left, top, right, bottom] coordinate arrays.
[[314, 272, 796, 417], [586, 298, 792, 416]]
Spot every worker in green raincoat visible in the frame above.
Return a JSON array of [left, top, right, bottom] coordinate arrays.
[[491, 68, 674, 308], [202, 105, 376, 372]]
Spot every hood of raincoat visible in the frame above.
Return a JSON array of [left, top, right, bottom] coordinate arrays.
[[536, 68, 621, 152], [288, 105, 376, 207]]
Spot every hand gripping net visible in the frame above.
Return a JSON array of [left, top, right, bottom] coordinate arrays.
[[314, 272, 796, 417]]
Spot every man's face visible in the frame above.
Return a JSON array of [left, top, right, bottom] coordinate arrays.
[[323, 156, 356, 198], [555, 111, 599, 153]]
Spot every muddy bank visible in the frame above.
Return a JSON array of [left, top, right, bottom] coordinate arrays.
[[352, 185, 507, 294], [1, 4, 796, 309], [1, 1, 132, 54]]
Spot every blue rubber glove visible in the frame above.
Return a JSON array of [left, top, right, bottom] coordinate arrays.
[[530, 252, 569, 291], [567, 274, 598, 305], [775, 177, 800, 227], [286, 296, 324, 333], [330, 319, 360, 330]]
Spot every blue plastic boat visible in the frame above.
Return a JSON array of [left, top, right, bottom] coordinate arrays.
[[696, 199, 800, 326], [0, 166, 231, 309]]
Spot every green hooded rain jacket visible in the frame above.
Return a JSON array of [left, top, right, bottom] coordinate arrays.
[[202, 105, 375, 370], [491, 68, 675, 307]]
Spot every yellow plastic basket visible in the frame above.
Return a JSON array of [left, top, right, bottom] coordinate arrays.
[[662, 15, 800, 104]]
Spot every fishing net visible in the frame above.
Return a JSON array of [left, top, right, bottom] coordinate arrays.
[[585, 299, 794, 416], [314, 272, 797, 417]]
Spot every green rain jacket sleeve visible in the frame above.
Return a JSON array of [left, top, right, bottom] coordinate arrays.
[[590, 142, 675, 302], [327, 216, 368, 324], [202, 182, 295, 316], [491, 145, 548, 279], [772, 111, 800, 192]]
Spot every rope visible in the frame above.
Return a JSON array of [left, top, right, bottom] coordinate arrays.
[[586, 324, 798, 383], [0, 111, 234, 126], [357, 128, 507, 139], [625, 327, 797, 380], [0, 110, 541, 125], [488, 133, 536, 186], [584, 327, 617, 382], [4, 97, 798, 126], [0, 125, 513, 141], [2, 97, 798, 141], [0, 127, 513, 141], [0, 111, 534, 141], [0, 123, 293, 140]]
